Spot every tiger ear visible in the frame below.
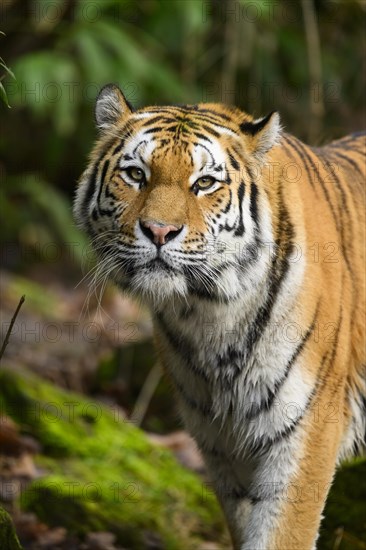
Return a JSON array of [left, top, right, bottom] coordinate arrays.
[[240, 111, 281, 160], [95, 84, 133, 131]]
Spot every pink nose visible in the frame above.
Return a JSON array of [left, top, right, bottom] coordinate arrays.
[[140, 220, 182, 246]]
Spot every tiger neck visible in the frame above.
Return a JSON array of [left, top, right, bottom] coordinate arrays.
[[153, 245, 303, 352]]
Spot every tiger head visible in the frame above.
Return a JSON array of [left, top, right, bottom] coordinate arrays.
[[74, 84, 282, 306]]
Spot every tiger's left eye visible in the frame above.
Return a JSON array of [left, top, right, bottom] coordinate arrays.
[[194, 176, 216, 191], [125, 166, 145, 183]]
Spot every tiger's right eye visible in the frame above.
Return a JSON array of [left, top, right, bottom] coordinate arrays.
[[124, 166, 146, 184]]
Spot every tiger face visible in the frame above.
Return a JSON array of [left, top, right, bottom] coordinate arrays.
[[74, 84, 282, 305]]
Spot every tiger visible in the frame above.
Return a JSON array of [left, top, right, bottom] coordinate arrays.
[[74, 83, 366, 550]]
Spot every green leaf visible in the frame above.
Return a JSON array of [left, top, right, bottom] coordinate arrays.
[[0, 61, 16, 80], [0, 81, 10, 107], [2, 174, 88, 265], [72, 26, 116, 84], [11, 51, 79, 133]]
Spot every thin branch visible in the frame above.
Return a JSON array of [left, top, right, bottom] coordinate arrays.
[[130, 363, 162, 427], [221, 0, 241, 105], [301, 0, 325, 142], [0, 295, 25, 362]]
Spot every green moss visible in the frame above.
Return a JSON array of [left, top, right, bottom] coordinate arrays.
[[318, 457, 366, 550], [0, 367, 227, 548], [0, 506, 22, 550]]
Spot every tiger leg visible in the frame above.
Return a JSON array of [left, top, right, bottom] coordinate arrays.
[[201, 452, 252, 549], [204, 411, 343, 549], [263, 413, 343, 550], [264, 442, 339, 547]]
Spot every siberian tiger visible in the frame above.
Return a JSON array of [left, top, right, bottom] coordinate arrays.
[[74, 84, 366, 549]]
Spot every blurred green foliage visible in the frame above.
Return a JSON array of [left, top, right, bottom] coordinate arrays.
[[0, 31, 16, 108], [1, 0, 365, 269], [0, 506, 22, 550]]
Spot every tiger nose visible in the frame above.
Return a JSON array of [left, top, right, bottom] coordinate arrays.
[[139, 220, 183, 246]]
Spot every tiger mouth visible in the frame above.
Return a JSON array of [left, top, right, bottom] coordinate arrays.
[[147, 257, 175, 271]]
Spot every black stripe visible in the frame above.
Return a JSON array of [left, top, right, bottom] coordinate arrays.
[[327, 143, 366, 158], [164, 124, 182, 133], [221, 485, 251, 501], [281, 140, 298, 163], [112, 139, 125, 155], [192, 132, 213, 143], [100, 159, 110, 184], [199, 442, 227, 460], [215, 345, 246, 380], [249, 180, 259, 230], [313, 151, 356, 288], [83, 165, 99, 221], [328, 132, 366, 148], [244, 181, 294, 360], [245, 303, 319, 419], [191, 114, 234, 129], [304, 307, 344, 431], [234, 181, 245, 236], [165, 103, 190, 111], [184, 263, 240, 304], [143, 126, 164, 134], [132, 140, 147, 155], [222, 190, 232, 214], [81, 136, 117, 221], [240, 112, 275, 135], [282, 135, 317, 191], [196, 108, 232, 121], [292, 137, 341, 231], [218, 482, 267, 504], [315, 153, 351, 212], [186, 285, 234, 304], [200, 124, 220, 138], [137, 106, 232, 125], [141, 115, 167, 126], [328, 150, 365, 178], [249, 411, 304, 457], [156, 313, 209, 383], [193, 118, 234, 133], [192, 142, 215, 165], [317, 307, 343, 393], [95, 159, 110, 215], [172, 377, 211, 416], [249, 375, 326, 458], [229, 153, 240, 171], [104, 183, 118, 202]]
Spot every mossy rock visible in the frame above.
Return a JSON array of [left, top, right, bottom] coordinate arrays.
[[0, 367, 227, 549], [0, 506, 22, 550]]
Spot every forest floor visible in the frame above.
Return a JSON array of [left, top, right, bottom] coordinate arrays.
[[0, 266, 365, 550]]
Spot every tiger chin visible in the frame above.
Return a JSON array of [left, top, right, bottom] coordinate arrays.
[[74, 84, 366, 550]]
